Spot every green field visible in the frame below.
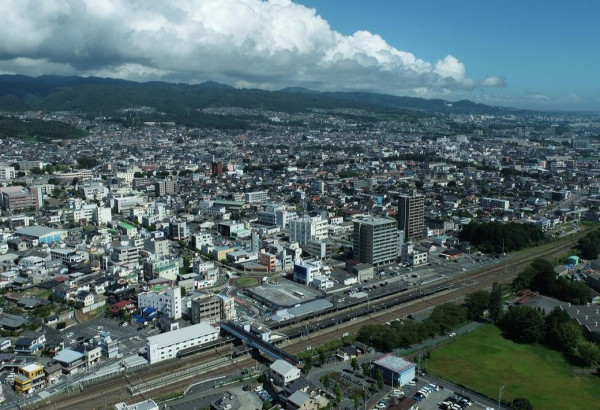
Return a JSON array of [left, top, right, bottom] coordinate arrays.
[[236, 277, 259, 287], [426, 325, 600, 409]]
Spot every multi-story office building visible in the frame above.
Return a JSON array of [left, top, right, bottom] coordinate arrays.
[[169, 219, 189, 240], [289, 216, 328, 245], [244, 191, 268, 203], [143, 258, 179, 281], [110, 245, 139, 266], [480, 197, 510, 210], [138, 286, 182, 320], [352, 217, 398, 266], [144, 238, 170, 257], [154, 180, 177, 197], [0, 186, 43, 211], [191, 293, 236, 324], [397, 190, 424, 241], [211, 161, 223, 176], [257, 204, 298, 229], [146, 322, 219, 364], [0, 166, 15, 180]]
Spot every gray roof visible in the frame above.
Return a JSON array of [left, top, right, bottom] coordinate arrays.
[[270, 359, 297, 376], [54, 348, 84, 364], [373, 355, 415, 374], [16, 226, 63, 238], [288, 299, 333, 317], [147, 322, 219, 349], [287, 390, 310, 406]]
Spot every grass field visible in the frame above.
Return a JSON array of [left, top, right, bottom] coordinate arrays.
[[426, 325, 600, 409], [236, 277, 259, 287]]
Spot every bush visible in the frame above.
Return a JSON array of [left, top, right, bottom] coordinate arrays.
[[56, 322, 66, 330]]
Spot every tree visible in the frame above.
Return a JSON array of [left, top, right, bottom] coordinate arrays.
[[500, 305, 546, 344], [351, 357, 359, 373], [488, 282, 503, 322], [577, 340, 600, 367], [319, 350, 329, 366], [353, 396, 361, 409], [555, 321, 583, 353], [545, 307, 580, 352], [511, 397, 534, 410], [376, 368, 384, 390], [322, 374, 331, 392], [333, 383, 342, 404], [303, 355, 313, 374], [76, 156, 98, 169], [464, 290, 490, 320], [361, 362, 371, 377]]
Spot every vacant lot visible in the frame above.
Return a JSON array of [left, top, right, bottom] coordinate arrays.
[[426, 324, 600, 409]]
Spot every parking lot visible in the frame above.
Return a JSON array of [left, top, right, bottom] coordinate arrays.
[[400, 379, 491, 410], [60, 315, 155, 355]]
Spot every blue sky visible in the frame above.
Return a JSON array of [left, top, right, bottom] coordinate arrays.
[[297, 0, 599, 110], [0, 0, 597, 111]]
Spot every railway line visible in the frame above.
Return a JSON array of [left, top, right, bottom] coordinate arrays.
[[33, 235, 581, 409]]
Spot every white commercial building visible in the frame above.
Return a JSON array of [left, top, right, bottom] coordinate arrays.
[[138, 286, 182, 320], [245, 191, 268, 203], [289, 216, 328, 245], [146, 322, 220, 364]]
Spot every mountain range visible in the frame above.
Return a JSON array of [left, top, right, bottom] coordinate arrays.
[[0, 75, 516, 119]]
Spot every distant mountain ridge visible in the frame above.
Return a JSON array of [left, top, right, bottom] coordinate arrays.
[[0, 74, 515, 116]]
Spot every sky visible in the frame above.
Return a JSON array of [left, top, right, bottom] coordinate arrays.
[[0, 0, 597, 111]]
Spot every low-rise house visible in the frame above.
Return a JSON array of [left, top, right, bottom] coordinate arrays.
[[14, 332, 46, 355], [269, 359, 301, 387]]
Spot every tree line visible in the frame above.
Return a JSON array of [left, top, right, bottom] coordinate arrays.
[[499, 305, 600, 367], [356, 303, 467, 352], [459, 221, 546, 254], [513, 259, 591, 305], [577, 230, 600, 260], [0, 116, 86, 141]]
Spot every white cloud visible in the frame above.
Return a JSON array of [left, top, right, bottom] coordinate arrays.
[[480, 76, 507, 87], [0, 0, 505, 97]]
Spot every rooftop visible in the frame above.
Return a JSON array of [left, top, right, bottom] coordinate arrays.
[[373, 354, 415, 374], [54, 348, 84, 364], [147, 322, 219, 349], [16, 226, 63, 238]]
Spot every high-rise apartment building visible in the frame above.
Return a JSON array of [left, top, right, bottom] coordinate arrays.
[[352, 217, 398, 266], [154, 180, 177, 197], [398, 190, 424, 241]]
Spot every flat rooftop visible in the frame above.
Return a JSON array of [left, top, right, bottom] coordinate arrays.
[[147, 322, 219, 349], [247, 279, 319, 309], [373, 354, 415, 374]]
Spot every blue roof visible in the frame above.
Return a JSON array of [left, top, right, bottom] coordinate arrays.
[[134, 314, 148, 323]]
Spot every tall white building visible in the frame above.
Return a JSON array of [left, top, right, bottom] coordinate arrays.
[[289, 216, 328, 245], [257, 204, 298, 229], [138, 286, 182, 320], [0, 166, 15, 180]]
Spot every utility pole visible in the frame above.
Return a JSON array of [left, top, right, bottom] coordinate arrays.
[[498, 385, 504, 410]]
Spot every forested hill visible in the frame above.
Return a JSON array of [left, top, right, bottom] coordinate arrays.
[[0, 74, 516, 116]]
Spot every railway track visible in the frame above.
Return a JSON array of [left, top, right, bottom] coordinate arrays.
[[33, 235, 582, 409]]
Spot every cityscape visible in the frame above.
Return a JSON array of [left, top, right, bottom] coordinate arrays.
[[0, 1, 599, 410]]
